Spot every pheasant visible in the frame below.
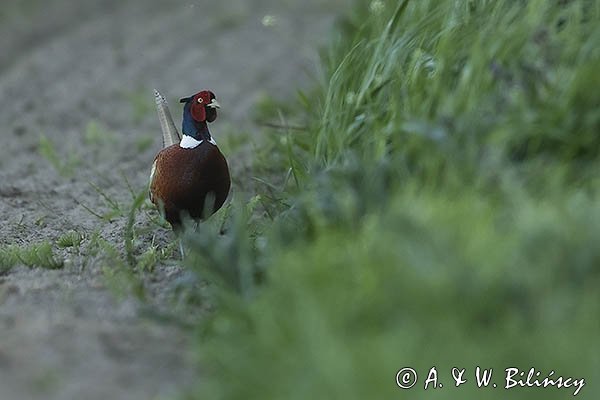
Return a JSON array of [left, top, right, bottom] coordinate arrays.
[[150, 89, 230, 233]]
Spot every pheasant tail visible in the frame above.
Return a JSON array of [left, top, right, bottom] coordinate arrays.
[[154, 89, 181, 148]]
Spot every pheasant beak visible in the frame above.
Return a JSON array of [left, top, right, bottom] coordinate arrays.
[[207, 99, 221, 109], [179, 97, 192, 103]]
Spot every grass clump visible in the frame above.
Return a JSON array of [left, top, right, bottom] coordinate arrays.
[[56, 231, 84, 248], [0, 241, 63, 271], [185, 1, 600, 399]]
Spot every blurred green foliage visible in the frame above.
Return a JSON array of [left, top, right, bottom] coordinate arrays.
[[0, 241, 63, 271], [185, 1, 600, 399], [56, 231, 84, 248], [38, 134, 80, 177]]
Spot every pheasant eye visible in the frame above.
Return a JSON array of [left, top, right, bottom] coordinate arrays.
[[197, 97, 203, 104]]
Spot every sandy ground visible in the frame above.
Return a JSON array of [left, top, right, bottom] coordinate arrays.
[[0, 1, 348, 398]]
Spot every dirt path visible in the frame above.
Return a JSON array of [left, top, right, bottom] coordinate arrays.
[[0, 1, 347, 398]]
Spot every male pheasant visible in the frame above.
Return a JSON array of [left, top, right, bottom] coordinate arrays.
[[150, 89, 230, 230]]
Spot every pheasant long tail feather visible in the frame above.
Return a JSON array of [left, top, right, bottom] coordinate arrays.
[[154, 89, 181, 148]]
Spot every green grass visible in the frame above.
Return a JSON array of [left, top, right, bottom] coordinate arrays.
[[0, 241, 63, 271], [38, 134, 80, 177], [56, 231, 84, 248], [182, 1, 600, 399], [84, 120, 116, 146]]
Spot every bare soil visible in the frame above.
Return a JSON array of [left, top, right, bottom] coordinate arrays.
[[0, 1, 347, 398]]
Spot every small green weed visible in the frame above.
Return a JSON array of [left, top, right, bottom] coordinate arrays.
[[124, 189, 150, 268], [38, 135, 80, 177], [86, 232, 145, 300], [0, 241, 63, 271], [56, 231, 84, 248], [84, 120, 116, 146]]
